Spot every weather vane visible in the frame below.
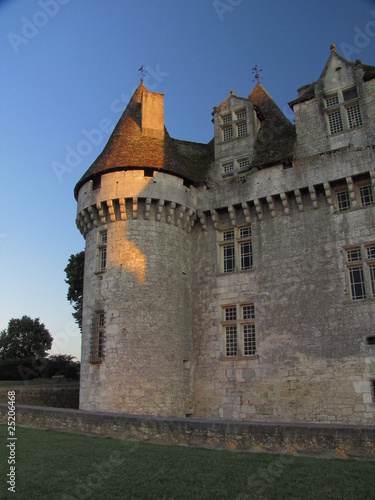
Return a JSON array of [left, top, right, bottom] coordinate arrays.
[[138, 65, 147, 83], [252, 65, 263, 83]]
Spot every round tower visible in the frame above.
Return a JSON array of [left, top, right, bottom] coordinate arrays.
[[75, 83, 212, 417]]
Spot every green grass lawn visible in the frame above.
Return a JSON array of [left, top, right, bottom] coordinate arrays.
[[0, 425, 374, 499]]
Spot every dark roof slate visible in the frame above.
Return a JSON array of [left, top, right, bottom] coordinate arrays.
[[249, 83, 296, 167]]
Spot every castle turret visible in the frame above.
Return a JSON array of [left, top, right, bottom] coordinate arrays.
[[75, 82, 212, 416]]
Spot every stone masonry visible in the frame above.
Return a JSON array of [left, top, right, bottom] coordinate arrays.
[[75, 48, 375, 424]]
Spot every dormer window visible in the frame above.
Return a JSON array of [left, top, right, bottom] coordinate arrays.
[[324, 87, 363, 135], [237, 122, 247, 137], [222, 114, 232, 124], [222, 162, 234, 174], [219, 107, 248, 142], [223, 127, 233, 141], [235, 109, 247, 120], [221, 157, 250, 177]]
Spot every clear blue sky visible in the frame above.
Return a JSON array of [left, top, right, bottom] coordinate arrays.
[[1, 0, 374, 360]]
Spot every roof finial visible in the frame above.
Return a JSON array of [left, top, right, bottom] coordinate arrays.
[[138, 65, 147, 83], [330, 43, 336, 53], [252, 65, 263, 84]]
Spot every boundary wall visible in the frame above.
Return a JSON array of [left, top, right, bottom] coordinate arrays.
[[0, 404, 374, 459]]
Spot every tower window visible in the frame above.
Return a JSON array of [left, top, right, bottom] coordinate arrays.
[[327, 110, 344, 135], [235, 109, 247, 120], [97, 230, 108, 272], [346, 103, 363, 129], [324, 87, 363, 135], [223, 127, 233, 141], [237, 122, 248, 137], [222, 114, 232, 124], [90, 311, 105, 363]]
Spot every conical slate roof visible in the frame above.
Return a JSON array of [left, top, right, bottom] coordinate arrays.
[[74, 82, 213, 198]]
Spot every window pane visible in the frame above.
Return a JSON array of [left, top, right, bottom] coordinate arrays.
[[360, 185, 374, 206], [369, 264, 375, 297], [347, 104, 363, 129], [225, 307, 237, 321], [223, 163, 234, 173], [347, 248, 361, 262], [349, 267, 366, 300], [325, 94, 339, 108], [328, 110, 343, 134], [101, 231, 107, 244], [223, 230, 234, 241], [225, 326, 237, 356], [240, 241, 253, 270], [238, 159, 250, 169], [242, 304, 255, 320], [223, 244, 235, 272], [98, 312, 105, 358], [222, 114, 232, 124], [343, 88, 358, 102], [237, 123, 247, 137], [223, 127, 233, 141], [367, 246, 375, 260], [236, 110, 246, 120], [243, 324, 256, 355], [239, 227, 251, 238], [100, 248, 107, 270], [337, 190, 351, 211]]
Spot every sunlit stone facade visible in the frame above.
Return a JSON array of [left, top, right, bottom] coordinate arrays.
[[75, 49, 375, 423]]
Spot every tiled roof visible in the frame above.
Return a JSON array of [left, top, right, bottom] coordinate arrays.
[[74, 83, 213, 198], [249, 83, 296, 167], [75, 82, 297, 199]]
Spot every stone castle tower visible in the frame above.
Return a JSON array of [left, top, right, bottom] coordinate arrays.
[[75, 49, 375, 424]]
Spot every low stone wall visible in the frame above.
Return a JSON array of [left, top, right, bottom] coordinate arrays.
[[0, 384, 79, 409], [0, 404, 374, 459]]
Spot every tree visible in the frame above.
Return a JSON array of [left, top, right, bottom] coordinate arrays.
[[0, 316, 53, 360], [64, 251, 84, 332]]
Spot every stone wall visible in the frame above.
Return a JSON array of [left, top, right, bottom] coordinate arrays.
[[78, 171, 196, 417], [0, 404, 374, 459], [0, 385, 79, 409], [192, 146, 375, 425]]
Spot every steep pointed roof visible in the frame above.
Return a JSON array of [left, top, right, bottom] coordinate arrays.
[[74, 83, 213, 198], [249, 83, 296, 167], [288, 50, 375, 107]]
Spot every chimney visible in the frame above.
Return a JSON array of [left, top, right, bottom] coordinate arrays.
[[141, 91, 165, 140]]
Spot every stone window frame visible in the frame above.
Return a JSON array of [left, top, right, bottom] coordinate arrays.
[[219, 107, 249, 142], [218, 226, 253, 274], [236, 122, 248, 137], [357, 181, 375, 207], [90, 310, 106, 364], [344, 243, 375, 300], [221, 156, 250, 178], [96, 228, 108, 273], [335, 187, 351, 212], [221, 303, 256, 358], [324, 86, 363, 135]]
